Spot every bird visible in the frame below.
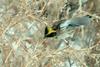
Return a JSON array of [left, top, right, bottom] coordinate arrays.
[[44, 15, 95, 50], [44, 15, 92, 38]]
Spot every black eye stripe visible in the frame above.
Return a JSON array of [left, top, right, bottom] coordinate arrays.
[[46, 32, 57, 37]]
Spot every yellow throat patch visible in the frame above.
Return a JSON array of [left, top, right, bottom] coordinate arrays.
[[44, 26, 57, 37]]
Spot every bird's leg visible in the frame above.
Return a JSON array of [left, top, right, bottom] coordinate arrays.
[[56, 38, 70, 50], [63, 38, 70, 47]]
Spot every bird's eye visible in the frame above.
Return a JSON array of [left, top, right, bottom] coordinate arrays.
[[68, 24, 73, 26], [86, 15, 92, 18]]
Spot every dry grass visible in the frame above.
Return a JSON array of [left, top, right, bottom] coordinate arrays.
[[0, 0, 100, 67]]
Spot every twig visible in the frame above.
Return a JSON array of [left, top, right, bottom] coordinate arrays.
[[4, 39, 21, 63], [79, 0, 82, 10]]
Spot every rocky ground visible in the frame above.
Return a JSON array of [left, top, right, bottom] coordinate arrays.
[[0, 0, 100, 67]]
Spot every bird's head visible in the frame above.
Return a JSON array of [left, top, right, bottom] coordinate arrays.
[[44, 26, 57, 38]]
